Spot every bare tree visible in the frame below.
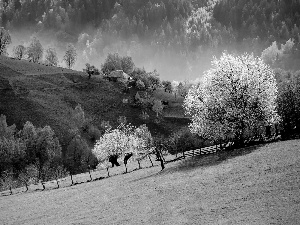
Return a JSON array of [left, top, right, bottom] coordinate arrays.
[[0, 27, 11, 55], [63, 43, 77, 69], [13, 45, 26, 60], [27, 37, 43, 63]]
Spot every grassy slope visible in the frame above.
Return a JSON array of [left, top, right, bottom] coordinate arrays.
[[0, 56, 188, 148], [1, 140, 299, 225]]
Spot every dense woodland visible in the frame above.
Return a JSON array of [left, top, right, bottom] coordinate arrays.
[[1, 0, 300, 79]]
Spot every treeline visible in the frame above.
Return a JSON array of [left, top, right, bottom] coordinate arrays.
[[213, 0, 300, 43], [2, 0, 300, 53], [2, 0, 300, 78]]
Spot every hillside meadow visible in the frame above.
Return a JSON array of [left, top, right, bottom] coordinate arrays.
[[0, 55, 188, 147], [1, 140, 299, 225]]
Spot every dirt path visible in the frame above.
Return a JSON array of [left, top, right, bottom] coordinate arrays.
[[0, 140, 299, 224]]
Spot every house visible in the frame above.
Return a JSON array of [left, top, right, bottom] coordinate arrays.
[[105, 70, 132, 83]]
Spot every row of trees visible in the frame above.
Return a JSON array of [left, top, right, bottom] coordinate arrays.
[[0, 27, 77, 69]]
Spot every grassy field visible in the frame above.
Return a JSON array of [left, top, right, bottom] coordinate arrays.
[[0, 55, 81, 75], [1, 140, 299, 225]]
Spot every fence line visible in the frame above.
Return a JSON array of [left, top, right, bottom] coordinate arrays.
[[0, 153, 161, 197], [0, 142, 235, 197]]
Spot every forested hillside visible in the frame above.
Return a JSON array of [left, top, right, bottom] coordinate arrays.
[[1, 0, 300, 80]]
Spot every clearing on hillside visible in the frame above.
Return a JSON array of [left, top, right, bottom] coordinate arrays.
[[0, 140, 299, 225]]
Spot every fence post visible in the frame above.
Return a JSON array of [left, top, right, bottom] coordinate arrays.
[[137, 160, 141, 169], [56, 179, 59, 189], [9, 186, 12, 195], [182, 149, 185, 158]]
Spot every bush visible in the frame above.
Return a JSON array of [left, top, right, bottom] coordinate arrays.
[[165, 129, 205, 155], [65, 135, 96, 174]]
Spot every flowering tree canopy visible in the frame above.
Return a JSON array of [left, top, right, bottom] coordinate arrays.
[[92, 124, 153, 166], [184, 53, 279, 144]]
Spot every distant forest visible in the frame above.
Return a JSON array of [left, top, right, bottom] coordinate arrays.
[[1, 0, 300, 79]]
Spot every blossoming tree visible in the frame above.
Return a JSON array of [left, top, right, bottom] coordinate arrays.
[[92, 124, 154, 171], [184, 53, 279, 146]]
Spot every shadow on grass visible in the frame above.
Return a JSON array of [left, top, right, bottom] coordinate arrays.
[[133, 143, 266, 182]]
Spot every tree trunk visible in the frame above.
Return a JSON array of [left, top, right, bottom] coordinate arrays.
[[88, 170, 92, 181], [125, 163, 128, 173], [106, 167, 110, 177], [70, 174, 74, 185], [148, 155, 154, 167], [137, 160, 141, 169], [159, 149, 165, 162], [56, 179, 59, 189], [160, 158, 165, 170], [9, 187, 12, 195], [42, 182, 45, 191]]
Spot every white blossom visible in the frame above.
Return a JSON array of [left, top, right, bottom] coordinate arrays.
[[184, 53, 279, 143]]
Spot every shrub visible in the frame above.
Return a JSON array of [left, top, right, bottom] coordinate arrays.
[[166, 129, 204, 155], [65, 135, 96, 174]]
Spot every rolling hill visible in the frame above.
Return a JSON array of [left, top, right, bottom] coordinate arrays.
[[0, 56, 189, 150], [0, 139, 299, 224]]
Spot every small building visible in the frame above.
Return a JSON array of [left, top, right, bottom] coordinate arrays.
[[105, 70, 132, 83]]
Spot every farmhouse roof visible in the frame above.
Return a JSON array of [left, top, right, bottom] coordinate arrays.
[[108, 70, 130, 79]]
